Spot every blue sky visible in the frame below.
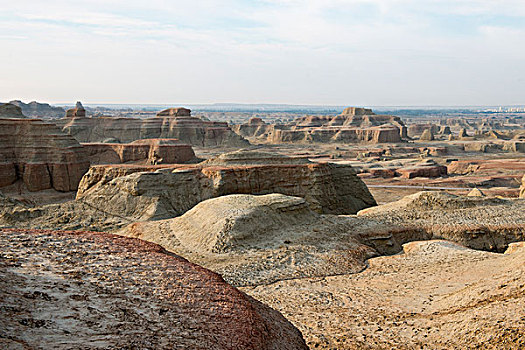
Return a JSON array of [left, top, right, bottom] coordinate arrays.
[[1, 0, 524, 106]]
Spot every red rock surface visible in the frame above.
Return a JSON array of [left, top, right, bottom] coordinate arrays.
[[0, 118, 90, 191], [82, 139, 196, 165], [0, 228, 307, 350]]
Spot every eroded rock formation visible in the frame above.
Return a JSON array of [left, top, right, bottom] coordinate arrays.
[[65, 101, 86, 118], [0, 103, 25, 118], [520, 175, 525, 198], [58, 107, 248, 147], [82, 139, 196, 165], [0, 118, 90, 191], [9, 100, 65, 118], [0, 228, 307, 350], [74, 150, 376, 222], [234, 107, 407, 144]]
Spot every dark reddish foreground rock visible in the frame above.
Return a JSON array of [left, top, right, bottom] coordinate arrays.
[[0, 229, 307, 350]]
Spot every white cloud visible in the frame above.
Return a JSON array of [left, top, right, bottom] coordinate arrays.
[[0, 0, 524, 105]]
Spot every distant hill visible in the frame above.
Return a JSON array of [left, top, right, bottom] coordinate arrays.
[[9, 100, 65, 118]]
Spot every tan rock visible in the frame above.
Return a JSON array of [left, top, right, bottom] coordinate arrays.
[[82, 139, 196, 165], [419, 128, 435, 141], [75, 150, 377, 221], [156, 107, 191, 117]]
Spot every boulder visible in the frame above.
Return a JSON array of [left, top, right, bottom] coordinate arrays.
[[0, 228, 307, 350]]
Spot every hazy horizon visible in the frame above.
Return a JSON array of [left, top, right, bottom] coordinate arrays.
[[2, 1, 525, 106]]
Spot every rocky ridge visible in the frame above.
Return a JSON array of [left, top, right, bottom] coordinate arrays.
[[57, 107, 249, 147]]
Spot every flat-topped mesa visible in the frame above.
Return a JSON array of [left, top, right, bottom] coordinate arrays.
[[0, 103, 26, 118], [82, 139, 196, 165], [58, 107, 249, 147], [234, 107, 407, 143], [76, 150, 377, 221], [0, 118, 90, 191], [341, 107, 375, 116], [156, 107, 191, 117], [65, 101, 86, 118]]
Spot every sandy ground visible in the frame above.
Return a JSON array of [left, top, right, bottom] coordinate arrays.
[[242, 240, 525, 349]]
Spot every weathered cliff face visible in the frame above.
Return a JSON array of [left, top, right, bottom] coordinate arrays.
[[76, 150, 377, 221], [407, 124, 439, 138], [82, 139, 196, 165], [233, 107, 407, 143], [0, 118, 90, 191], [232, 117, 276, 138], [270, 124, 403, 143], [58, 110, 249, 147], [156, 107, 191, 117], [396, 159, 448, 179], [9, 100, 65, 118]]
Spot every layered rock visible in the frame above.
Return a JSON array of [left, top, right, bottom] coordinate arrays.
[[232, 117, 275, 138], [234, 107, 407, 144], [0, 228, 307, 350], [156, 107, 191, 117], [75, 150, 377, 222], [120, 193, 380, 286], [0, 103, 25, 118], [65, 101, 86, 118], [396, 159, 447, 179], [58, 107, 249, 147], [9, 100, 65, 118], [0, 118, 90, 191], [407, 124, 439, 138], [419, 128, 435, 141], [82, 139, 196, 165]]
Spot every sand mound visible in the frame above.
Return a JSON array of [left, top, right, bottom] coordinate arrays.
[[121, 193, 383, 286]]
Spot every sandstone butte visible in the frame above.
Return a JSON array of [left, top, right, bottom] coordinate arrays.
[[0, 107, 90, 192], [57, 105, 249, 147], [0, 228, 308, 350], [75, 150, 377, 222], [233, 107, 407, 144], [82, 139, 196, 165]]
